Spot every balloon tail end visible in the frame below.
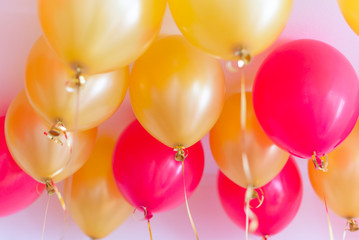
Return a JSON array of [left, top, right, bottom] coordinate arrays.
[[312, 151, 328, 172], [174, 146, 188, 162]]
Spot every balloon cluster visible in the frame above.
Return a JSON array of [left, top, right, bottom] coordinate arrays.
[[2, 0, 359, 239]]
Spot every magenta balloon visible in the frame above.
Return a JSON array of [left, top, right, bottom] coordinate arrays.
[[217, 157, 303, 237], [112, 120, 204, 215], [0, 116, 45, 217], [253, 39, 359, 159]]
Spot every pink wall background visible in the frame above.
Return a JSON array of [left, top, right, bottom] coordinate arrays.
[[1, 0, 359, 239]]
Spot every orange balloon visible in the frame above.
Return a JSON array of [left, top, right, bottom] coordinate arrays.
[[169, 0, 293, 59], [25, 37, 129, 131], [38, 0, 167, 74], [210, 93, 288, 188], [130, 35, 226, 148], [5, 91, 97, 183], [309, 121, 359, 219], [66, 136, 132, 239]]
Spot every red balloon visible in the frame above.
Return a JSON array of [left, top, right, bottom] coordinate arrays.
[[217, 157, 303, 237], [112, 120, 204, 216], [253, 39, 359, 159], [0, 116, 45, 217]]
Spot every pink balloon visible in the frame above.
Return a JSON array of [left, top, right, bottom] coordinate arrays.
[[217, 157, 303, 237], [0, 116, 45, 217], [112, 120, 204, 217], [253, 39, 359, 159]]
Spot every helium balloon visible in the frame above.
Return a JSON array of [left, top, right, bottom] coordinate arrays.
[[66, 137, 132, 239], [218, 157, 303, 237], [130, 35, 225, 148], [5, 91, 97, 183], [0, 116, 45, 217], [113, 120, 204, 216], [169, 0, 293, 59], [253, 39, 359, 159], [309, 120, 359, 219], [210, 92, 288, 188], [25, 37, 129, 131], [338, 0, 359, 36], [38, 0, 166, 74]]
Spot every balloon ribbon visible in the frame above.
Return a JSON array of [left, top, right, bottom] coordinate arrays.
[[148, 219, 153, 240], [41, 195, 50, 240], [324, 196, 334, 240], [174, 146, 199, 240]]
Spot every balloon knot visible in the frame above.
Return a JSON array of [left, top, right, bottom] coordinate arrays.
[[174, 145, 188, 162], [133, 206, 153, 221], [346, 219, 359, 232], [245, 186, 264, 209], [66, 67, 86, 92], [312, 151, 328, 172], [226, 48, 252, 72], [44, 120, 68, 146], [45, 179, 55, 195]]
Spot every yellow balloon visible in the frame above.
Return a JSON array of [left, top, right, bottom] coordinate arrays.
[[130, 35, 226, 148], [66, 137, 132, 239], [210, 93, 288, 188], [37, 0, 167, 74], [309, 121, 359, 219], [5, 91, 97, 183], [169, 0, 293, 59], [338, 0, 359, 36], [25, 37, 129, 131]]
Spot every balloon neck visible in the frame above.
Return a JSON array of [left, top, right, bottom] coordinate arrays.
[[346, 219, 359, 232], [44, 179, 55, 195], [245, 186, 264, 209], [44, 120, 68, 146], [133, 206, 153, 221], [66, 67, 86, 92], [226, 48, 252, 72], [262, 235, 270, 240], [174, 145, 188, 162], [312, 151, 328, 172]]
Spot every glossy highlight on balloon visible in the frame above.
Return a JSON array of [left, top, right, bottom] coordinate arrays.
[[112, 120, 204, 215], [130, 35, 226, 148], [218, 157, 303, 237], [66, 136, 132, 239], [25, 37, 129, 131], [5, 91, 97, 183], [253, 39, 359, 159], [169, 0, 293, 59], [0, 116, 45, 217], [309, 121, 359, 219], [210, 92, 288, 188], [37, 0, 167, 74]]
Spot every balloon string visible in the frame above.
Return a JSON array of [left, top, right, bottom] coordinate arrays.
[[324, 196, 334, 240], [148, 219, 153, 240], [182, 161, 199, 240], [41, 195, 50, 240], [343, 228, 347, 240], [50, 180, 67, 214], [240, 72, 246, 130], [245, 197, 249, 240]]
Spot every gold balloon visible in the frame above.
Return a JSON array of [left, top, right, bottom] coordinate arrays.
[[338, 0, 359, 36], [168, 0, 293, 59], [130, 35, 226, 148], [210, 93, 288, 188], [309, 121, 359, 219], [37, 0, 167, 74], [25, 37, 129, 131], [66, 137, 132, 239], [5, 91, 97, 183]]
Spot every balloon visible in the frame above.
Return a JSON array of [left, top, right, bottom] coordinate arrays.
[[5, 91, 97, 183], [112, 120, 204, 215], [253, 39, 359, 159], [210, 92, 288, 188], [309, 120, 359, 219], [0, 116, 45, 217], [338, 0, 359, 36], [168, 0, 293, 59], [37, 0, 166, 74], [66, 136, 132, 239], [130, 35, 225, 148], [25, 37, 129, 131], [218, 157, 303, 237]]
